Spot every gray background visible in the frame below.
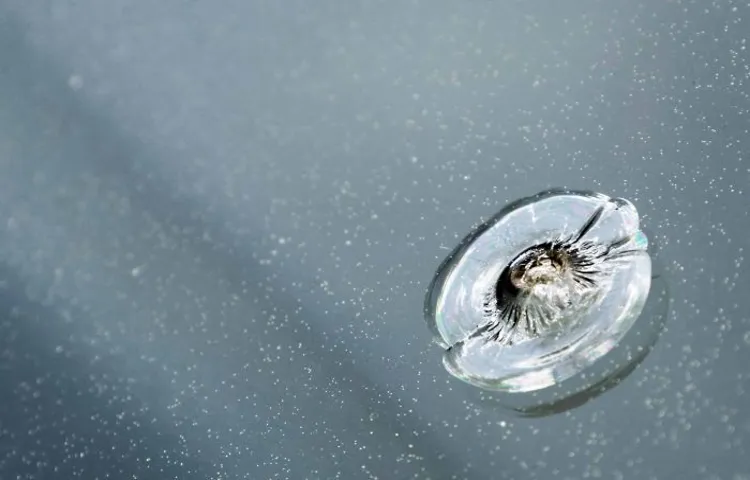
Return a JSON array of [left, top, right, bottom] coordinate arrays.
[[0, 1, 748, 479]]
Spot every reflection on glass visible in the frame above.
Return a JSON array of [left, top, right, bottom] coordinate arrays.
[[425, 189, 652, 393]]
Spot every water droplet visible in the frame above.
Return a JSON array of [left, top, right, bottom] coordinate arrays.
[[425, 189, 652, 392]]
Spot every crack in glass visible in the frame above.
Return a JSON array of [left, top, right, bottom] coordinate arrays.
[[425, 189, 652, 392]]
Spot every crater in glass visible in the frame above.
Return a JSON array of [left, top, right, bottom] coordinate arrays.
[[424, 189, 652, 393]]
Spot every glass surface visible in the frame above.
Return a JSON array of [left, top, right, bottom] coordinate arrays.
[[0, 1, 748, 479]]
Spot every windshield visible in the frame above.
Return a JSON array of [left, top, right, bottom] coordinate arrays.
[[1, 1, 748, 479]]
